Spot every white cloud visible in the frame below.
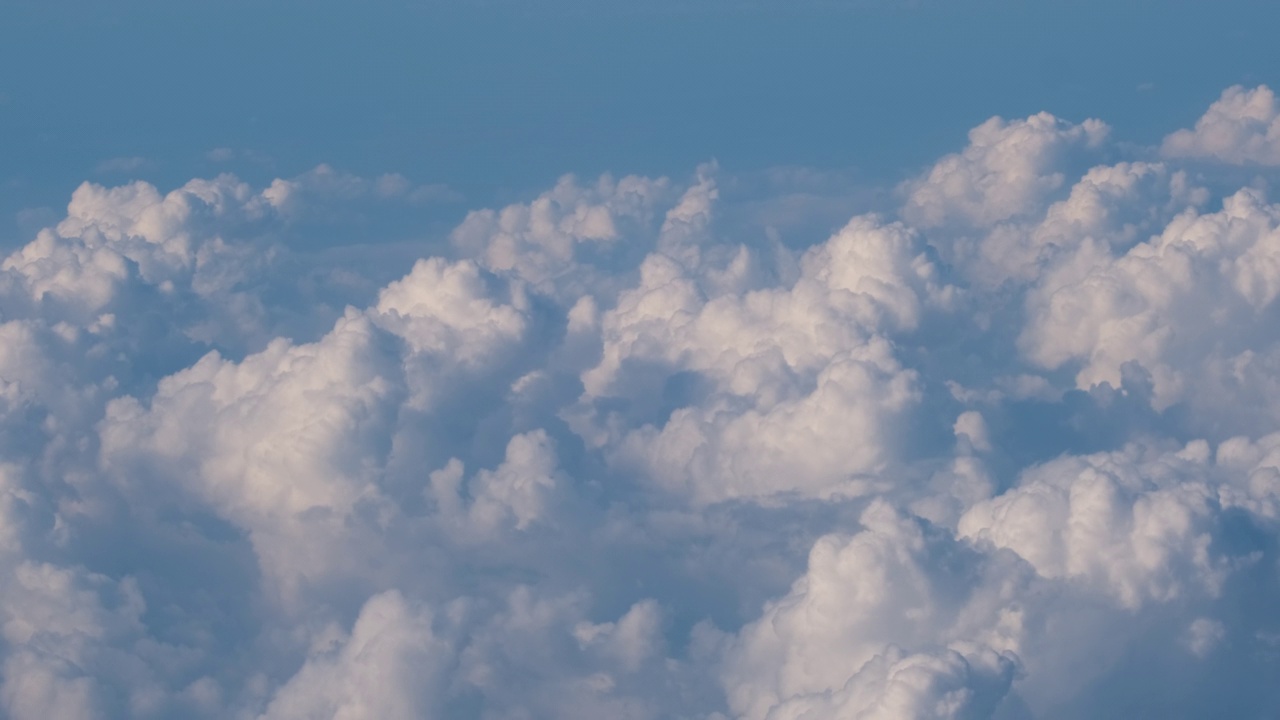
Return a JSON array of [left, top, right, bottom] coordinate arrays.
[[722, 500, 1017, 720], [953, 411, 991, 454], [902, 112, 1108, 230], [429, 430, 565, 537], [966, 161, 1197, 286], [450, 173, 668, 301], [727, 433, 1280, 718], [259, 591, 451, 720], [373, 256, 527, 364], [1020, 187, 1280, 418], [6, 86, 1280, 718], [577, 208, 946, 504], [958, 440, 1227, 608], [98, 244, 538, 605], [100, 311, 405, 605], [572, 599, 663, 673], [3, 176, 265, 316], [1162, 85, 1280, 165]]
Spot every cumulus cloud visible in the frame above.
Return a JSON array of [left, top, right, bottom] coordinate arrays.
[[258, 591, 451, 720], [1162, 85, 1280, 165], [4, 176, 265, 317], [450, 173, 669, 302], [5, 84, 1280, 719], [958, 441, 1228, 608], [722, 500, 1019, 720], [902, 112, 1108, 229], [575, 199, 949, 503], [1020, 187, 1280, 421], [429, 430, 566, 537], [100, 311, 408, 604]]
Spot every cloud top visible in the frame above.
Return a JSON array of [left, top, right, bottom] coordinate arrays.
[[1163, 85, 1280, 165]]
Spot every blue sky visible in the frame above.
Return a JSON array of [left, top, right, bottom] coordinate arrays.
[[6, 2, 1280, 719], [5, 0, 1279, 239]]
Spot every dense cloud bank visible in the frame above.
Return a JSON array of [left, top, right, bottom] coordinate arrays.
[[4, 87, 1280, 719]]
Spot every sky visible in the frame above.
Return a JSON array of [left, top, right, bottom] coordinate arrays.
[[3, 1, 1280, 719], [5, 0, 1280, 236]]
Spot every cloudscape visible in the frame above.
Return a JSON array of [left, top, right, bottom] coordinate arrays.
[[4, 2, 1280, 718]]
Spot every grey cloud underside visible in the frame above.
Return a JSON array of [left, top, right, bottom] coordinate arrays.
[[4, 88, 1280, 720]]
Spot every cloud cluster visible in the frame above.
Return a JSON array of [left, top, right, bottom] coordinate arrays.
[[1162, 85, 1280, 165], [4, 86, 1280, 718]]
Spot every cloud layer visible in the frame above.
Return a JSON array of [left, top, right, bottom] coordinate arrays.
[[4, 87, 1280, 719]]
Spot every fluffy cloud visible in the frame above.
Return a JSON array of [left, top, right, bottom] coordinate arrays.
[[725, 434, 1280, 719], [1020, 187, 1280, 420], [373, 257, 528, 364], [958, 441, 1227, 609], [99, 311, 407, 604], [722, 500, 1018, 720], [902, 112, 1108, 230], [258, 591, 451, 720], [428, 430, 565, 538], [97, 244, 540, 606], [962, 161, 1202, 286], [1162, 85, 1280, 165], [450, 173, 669, 302], [6, 85, 1280, 719], [576, 196, 948, 503]]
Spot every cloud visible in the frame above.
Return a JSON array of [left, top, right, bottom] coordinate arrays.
[[450, 173, 669, 302], [5, 176, 264, 315], [722, 500, 1019, 720], [575, 191, 949, 503], [373, 257, 527, 364], [1020, 187, 1280, 421], [963, 160, 1195, 286], [958, 440, 1227, 609], [902, 112, 1108, 230], [1162, 85, 1280, 165], [100, 311, 408, 605], [258, 591, 451, 720], [5, 84, 1280, 719], [429, 430, 566, 537], [724, 433, 1280, 718]]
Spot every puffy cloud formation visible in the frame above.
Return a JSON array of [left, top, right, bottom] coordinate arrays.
[[901, 112, 1108, 230], [577, 209, 945, 503], [258, 591, 450, 720], [722, 500, 1019, 720], [1021, 187, 1280, 420], [1162, 85, 1280, 165], [450, 173, 669, 301], [4, 86, 1280, 719], [2, 176, 269, 337]]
